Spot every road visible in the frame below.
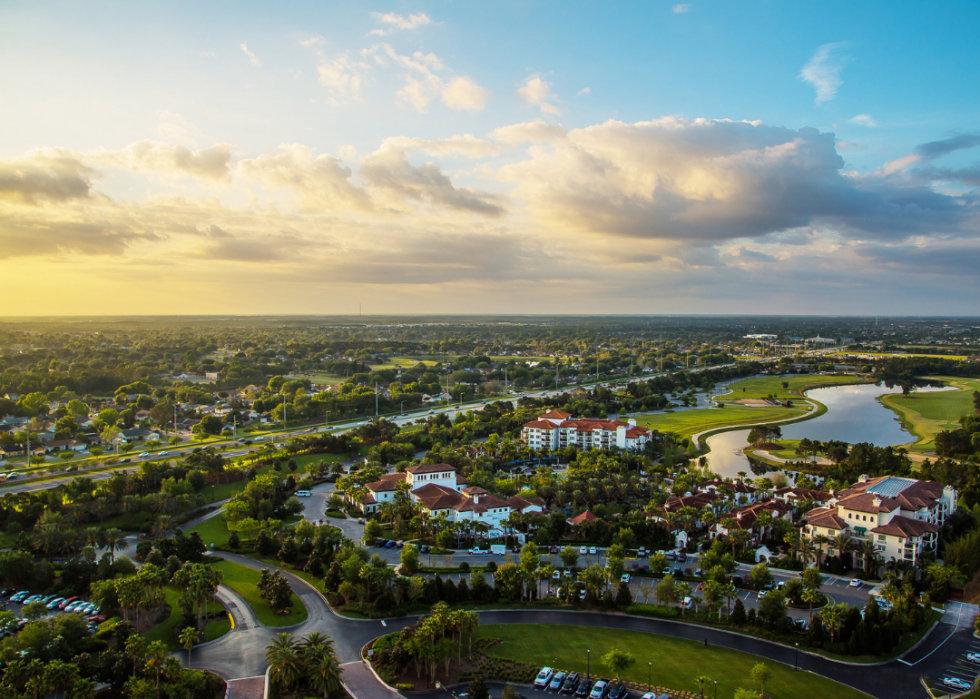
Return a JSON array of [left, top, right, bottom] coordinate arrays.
[[189, 547, 974, 699]]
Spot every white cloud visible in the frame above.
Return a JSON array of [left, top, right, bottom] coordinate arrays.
[[239, 43, 261, 67], [316, 51, 366, 98], [672, 4, 690, 13], [490, 120, 568, 145], [578, 87, 591, 97], [517, 75, 561, 116], [94, 141, 234, 181], [381, 134, 499, 158], [441, 76, 489, 112], [300, 36, 324, 47], [799, 42, 848, 103], [369, 11, 433, 36], [397, 74, 442, 111], [849, 113, 879, 127], [154, 111, 203, 147]]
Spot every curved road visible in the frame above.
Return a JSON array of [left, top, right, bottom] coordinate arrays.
[[190, 554, 974, 699]]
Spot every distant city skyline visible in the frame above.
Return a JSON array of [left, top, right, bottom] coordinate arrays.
[[1, 1, 978, 315]]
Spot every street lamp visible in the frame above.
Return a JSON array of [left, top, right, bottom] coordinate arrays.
[[587, 649, 590, 679], [794, 642, 799, 671], [648, 662, 652, 690]]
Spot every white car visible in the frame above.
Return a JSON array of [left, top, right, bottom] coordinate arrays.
[[294, 490, 311, 497], [590, 681, 608, 699], [158, 451, 169, 456], [579, 546, 588, 555], [139, 452, 150, 459], [534, 667, 554, 688], [589, 546, 597, 555], [848, 579, 863, 588], [966, 652, 980, 664], [942, 677, 972, 692], [621, 573, 631, 584]]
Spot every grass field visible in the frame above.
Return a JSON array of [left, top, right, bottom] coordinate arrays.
[[474, 624, 870, 699], [210, 559, 308, 627], [143, 587, 229, 650], [880, 377, 980, 451], [716, 374, 865, 403], [636, 405, 808, 441], [187, 515, 234, 548]]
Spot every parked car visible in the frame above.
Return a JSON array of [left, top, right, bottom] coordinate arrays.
[[419, 546, 430, 554], [0, 590, 12, 598], [589, 680, 609, 699], [849, 579, 863, 588], [672, 567, 682, 576], [589, 546, 598, 555], [575, 680, 593, 698], [677, 552, 687, 563], [621, 573, 631, 584], [46, 597, 65, 610], [553, 570, 562, 580], [966, 652, 980, 664], [10, 592, 29, 603], [294, 490, 311, 497], [550, 672, 567, 691], [561, 672, 580, 693], [606, 683, 628, 699], [550, 546, 559, 554], [666, 551, 676, 561], [58, 596, 79, 610], [776, 580, 786, 590], [534, 667, 554, 688], [941, 678, 971, 692]]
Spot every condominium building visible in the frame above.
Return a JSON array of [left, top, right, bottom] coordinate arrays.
[[522, 410, 658, 452], [804, 475, 955, 567]]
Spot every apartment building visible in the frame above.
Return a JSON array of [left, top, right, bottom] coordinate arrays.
[[522, 410, 658, 452]]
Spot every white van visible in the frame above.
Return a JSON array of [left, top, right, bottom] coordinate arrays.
[[490, 544, 507, 555], [294, 490, 311, 497], [683, 596, 694, 609]]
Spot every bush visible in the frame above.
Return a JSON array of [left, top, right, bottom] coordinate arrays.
[[485, 561, 497, 572], [459, 561, 470, 572], [395, 684, 414, 691]]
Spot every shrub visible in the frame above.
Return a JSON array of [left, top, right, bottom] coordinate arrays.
[[485, 561, 497, 572], [395, 684, 415, 691]]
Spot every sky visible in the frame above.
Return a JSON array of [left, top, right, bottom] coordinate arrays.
[[1, 0, 979, 316]]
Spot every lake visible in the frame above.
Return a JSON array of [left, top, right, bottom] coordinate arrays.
[[703, 382, 951, 480]]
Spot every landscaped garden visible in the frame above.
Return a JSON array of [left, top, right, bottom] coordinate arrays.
[[210, 559, 308, 627]]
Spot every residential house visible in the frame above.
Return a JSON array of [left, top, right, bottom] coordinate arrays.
[[711, 500, 794, 539]]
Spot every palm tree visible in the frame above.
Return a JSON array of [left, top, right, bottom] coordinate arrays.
[[802, 588, 821, 621], [153, 514, 174, 540], [103, 528, 124, 564], [859, 539, 879, 578], [832, 532, 852, 565], [694, 675, 712, 699], [179, 627, 200, 668], [812, 534, 830, 568], [266, 633, 303, 690], [145, 641, 168, 691], [307, 650, 342, 698]]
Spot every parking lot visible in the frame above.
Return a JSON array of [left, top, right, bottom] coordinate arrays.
[[1, 591, 104, 635], [925, 602, 980, 694]]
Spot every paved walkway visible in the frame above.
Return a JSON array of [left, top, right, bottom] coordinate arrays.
[[226, 676, 265, 699], [342, 662, 405, 699]]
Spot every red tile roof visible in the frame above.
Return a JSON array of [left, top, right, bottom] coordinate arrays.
[[567, 510, 599, 525], [871, 516, 940, 538], [406, 463, 457, 475]]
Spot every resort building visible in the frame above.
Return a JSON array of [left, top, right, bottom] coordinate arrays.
[[804, 475, 955, 568], [522, 410, 658, 452]]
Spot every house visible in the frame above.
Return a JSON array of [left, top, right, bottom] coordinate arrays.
[[566, 510, 599, 526], [205, 372, 221, 381], [698, 478, 758, 503], [712, 500, 794, 538], [664, 491, 719, 513], [804, 475, 954, 568], [522, 411, 658, 452], [120, 428, 152, 442], [39, 439, 88, 453], [773, 486, 833, 507]]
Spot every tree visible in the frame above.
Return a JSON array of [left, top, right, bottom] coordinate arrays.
[[266, 633, 303, 689], [400, 543, 420, 575], [750, 663, 772, 698], [757, 590, 787, 629], [179, 627, 200, 668], [802, 588, 821, 621], [675, 581, 692, 616], [519, 542, 540, 600], [601, 648, 636, 681], [23, 600, 48, 621], [694, 675, 712, 699], [748, 562, 773, 590], [468, 676, 490, 699], [560, 545, 580, 569]]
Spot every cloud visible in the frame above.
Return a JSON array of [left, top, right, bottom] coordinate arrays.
[[360, 144, 506, 216], [315, 51, 366, 98], [490, 119, 568, 145], [94, 141, 233, 181], [849, 114, 878, 127], [578, 87, 591, 97], [369, 12, 433, 35], [381, 135, 499, 158], [875, 132, 980, 179], [495, 116, 976, 243], [236, 143, 370, 212], [672, 4, 690, 13], [155, 111, 204, 146], [240, 43, 261, 67], [440, 76, 490, 112], [368, 43, 488, 113], [517, 75, 561, 116], [0, 153, 96, 204], [915, 133, 980, 161], [799, 42, 848, 103]]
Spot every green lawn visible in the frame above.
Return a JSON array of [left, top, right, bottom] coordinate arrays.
[[186, 515, 234, 548], [143, 587, 229, 650], [475, 624, 871, 699], [210, 559, 308, 627], [880, 377, 980, 451], [717, 374, 865, 403], [636, 405, 808, 441]]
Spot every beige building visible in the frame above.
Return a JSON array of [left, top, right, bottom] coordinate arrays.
[[804, 475, 954, 568], [522, 410, 658, 452]]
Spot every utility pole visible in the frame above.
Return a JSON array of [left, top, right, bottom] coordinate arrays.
[[375, 382, 379, 417], [232, 414, 236, 439], [283, 394, 287, 429]]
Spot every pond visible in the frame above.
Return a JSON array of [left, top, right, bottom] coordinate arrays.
[[703, 382, 952, 480]]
